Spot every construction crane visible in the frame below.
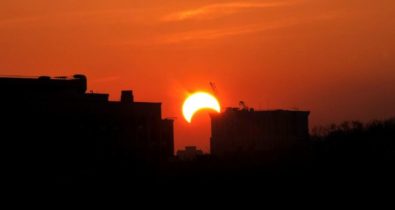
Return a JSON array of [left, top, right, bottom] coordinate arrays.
[[209, 82, 217, 96], [239, 101, 249, 110], [210, 82, 249, 111]]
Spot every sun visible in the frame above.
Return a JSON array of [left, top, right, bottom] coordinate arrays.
[[182, 91, 221, 123]]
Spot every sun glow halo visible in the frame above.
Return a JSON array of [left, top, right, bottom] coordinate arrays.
[[182, 92, 221, 123]]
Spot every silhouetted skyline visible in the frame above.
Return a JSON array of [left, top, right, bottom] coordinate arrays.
[[1, 0, 395, 152], [1, 74, 394, 187], [0, 75, 174, 184], [1, 0, 395, 190]]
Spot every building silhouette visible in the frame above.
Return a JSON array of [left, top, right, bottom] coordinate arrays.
[[210, 108, 310, 158], [176, 146, 204, 161], [161, 119, 175, 158], [0, 74, 174, 178]]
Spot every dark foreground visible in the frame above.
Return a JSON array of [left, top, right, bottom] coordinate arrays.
[[4, 118, 395, 191]]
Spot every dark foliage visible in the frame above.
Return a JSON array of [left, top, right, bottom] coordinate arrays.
[[310, 118, 395, 178]]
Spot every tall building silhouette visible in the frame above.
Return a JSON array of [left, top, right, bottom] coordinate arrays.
[[210, 108, 310, 158], [0, 74, 173, 177], [161, 118, 175, 158]]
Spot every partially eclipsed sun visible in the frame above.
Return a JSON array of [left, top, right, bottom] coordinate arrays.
[[182, 92, 221, 123]]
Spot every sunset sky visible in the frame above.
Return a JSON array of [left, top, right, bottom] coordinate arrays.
[[1, 0, 394, 152]]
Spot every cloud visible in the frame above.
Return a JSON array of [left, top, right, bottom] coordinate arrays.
[[161, 1, 298, 22], [160, 25, 273, 43], [159, 13, 341, 44]]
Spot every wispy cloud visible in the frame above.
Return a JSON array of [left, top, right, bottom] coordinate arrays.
[[162, 1, 298, 22], [109, 11, 342, 46], [159, 12, 341, 44], [160, 24, 276, 43]]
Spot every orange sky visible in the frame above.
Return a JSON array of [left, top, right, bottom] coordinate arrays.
[[1, 0, 395, 152]]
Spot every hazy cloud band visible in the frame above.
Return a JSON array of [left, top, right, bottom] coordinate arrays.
[[162, 1, 299, 21]]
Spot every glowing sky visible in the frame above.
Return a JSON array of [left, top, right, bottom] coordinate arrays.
[[1, 0, 395, 152]]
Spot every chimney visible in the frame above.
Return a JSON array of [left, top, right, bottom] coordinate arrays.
[[121, 90, 134, 103]]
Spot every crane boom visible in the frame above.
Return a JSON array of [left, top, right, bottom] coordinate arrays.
[[209, 82, 218, 96]]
